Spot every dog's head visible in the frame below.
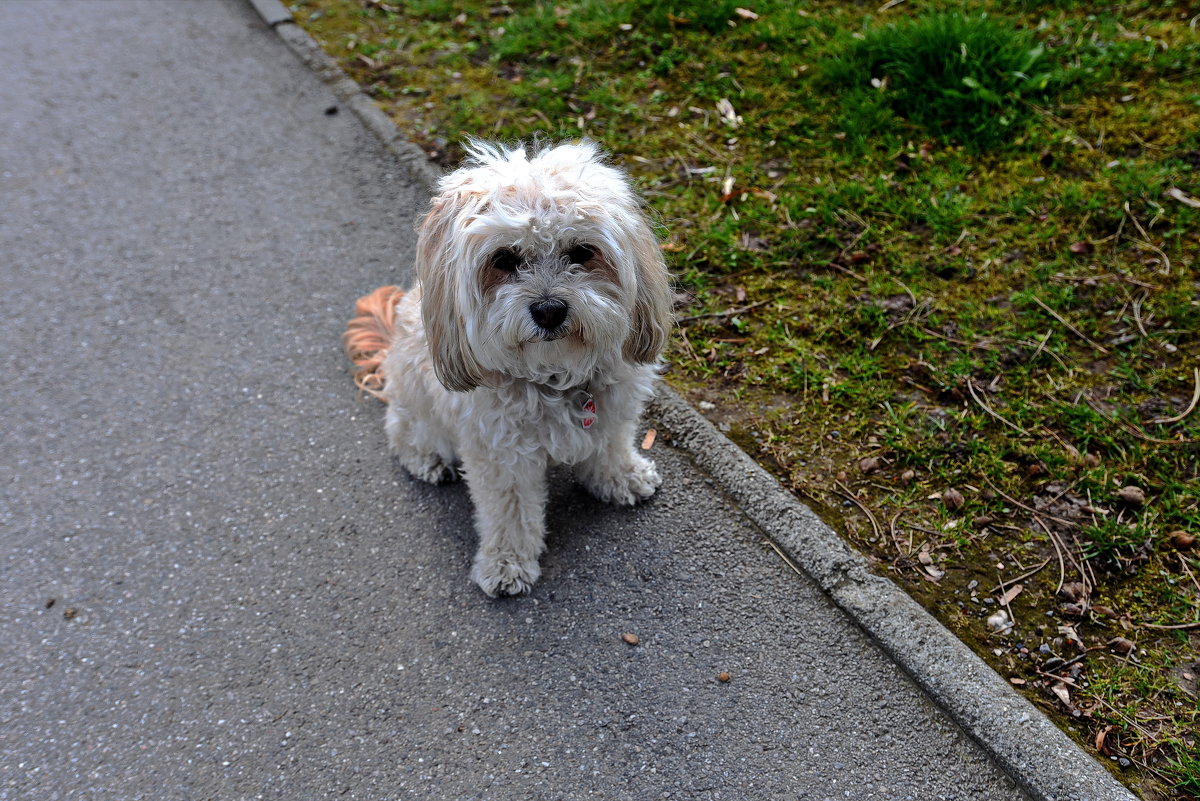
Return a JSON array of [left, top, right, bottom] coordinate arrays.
[[415, 140, 672, 392]]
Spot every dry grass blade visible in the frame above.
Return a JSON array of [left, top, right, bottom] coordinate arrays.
[[1165, 186, 1200, 208], [765, 538, 805, 578], [1031, 295, 1110, 355], [1034, 515, 1069, 595], [834, 480, 882, 539], [1150, 367, 1200, 424], [1123, 201, 1171, 275], [966, 378, 1030, 436], [1082, 397, 1196, 445]]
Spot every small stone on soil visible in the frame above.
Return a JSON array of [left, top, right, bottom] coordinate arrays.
[[1116, 485, 1145, 507]]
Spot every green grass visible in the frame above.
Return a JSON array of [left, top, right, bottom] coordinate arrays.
[[821, 12, 1055, 149], [295, 0, 1200, 796]]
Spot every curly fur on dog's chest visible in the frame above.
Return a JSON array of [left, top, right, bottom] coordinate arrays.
[[462, 374, 653, 467]]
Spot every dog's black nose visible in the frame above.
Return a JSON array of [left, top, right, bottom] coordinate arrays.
[[529, 298, 569, 332]]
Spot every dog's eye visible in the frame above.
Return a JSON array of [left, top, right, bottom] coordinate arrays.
[[566, 244, 595, 264], [490, 248, 522, 273]]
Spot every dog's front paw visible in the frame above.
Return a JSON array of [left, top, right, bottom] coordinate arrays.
[[582, 455, 662, 507], [470, 551, 541, 597]]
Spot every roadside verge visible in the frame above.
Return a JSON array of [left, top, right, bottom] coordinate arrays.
[[245, 2, 1138, 798]]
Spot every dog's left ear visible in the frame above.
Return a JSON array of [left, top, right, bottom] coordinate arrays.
[[622, 214, 674, 364]]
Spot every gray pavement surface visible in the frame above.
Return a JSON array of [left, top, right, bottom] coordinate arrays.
[[0, 1, 1037, 799]]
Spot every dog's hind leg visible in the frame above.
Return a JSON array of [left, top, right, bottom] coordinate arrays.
[[385, 405, 458, 484]]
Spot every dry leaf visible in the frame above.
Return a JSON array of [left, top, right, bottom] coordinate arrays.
[[941, 487, 965, 511], [1108, 637, 1135, 655], [917, 550, 944, 581], [640, 428, 657, 450], [1168, 530, 1195, 550], [1116, 485, 1145, 507], [999, 583, 1024, 606], [1057, 624, 1083, 645], [1051, 684, 1071, 706], [1068, 241, 1093, 254]]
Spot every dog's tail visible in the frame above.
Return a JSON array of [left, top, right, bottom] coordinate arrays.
[[342, 285, 405, 401]]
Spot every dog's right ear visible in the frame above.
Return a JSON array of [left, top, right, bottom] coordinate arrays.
[[416, 194, 486, 392]]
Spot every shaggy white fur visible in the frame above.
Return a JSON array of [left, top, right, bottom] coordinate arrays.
[[348, 140, 673, 596]]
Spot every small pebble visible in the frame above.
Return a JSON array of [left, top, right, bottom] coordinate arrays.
[[1168, 530, 1194, 550], [942, 487, 965, 511], [621, 633, 640, 646], [1108, 637, 1135, 655], [986, 610, 1009, 632], [717, 671, 732, 683], [1116, 485, 1145, 507]]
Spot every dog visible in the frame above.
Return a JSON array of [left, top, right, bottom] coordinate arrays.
[[343, 140, 673, 596]]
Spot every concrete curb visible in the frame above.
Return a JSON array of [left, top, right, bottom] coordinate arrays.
[[258, 4, 443, 192], [246, 4, 1138, 800], [649, 391, 1135, 801]]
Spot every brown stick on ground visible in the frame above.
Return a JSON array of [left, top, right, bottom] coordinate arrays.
[[342, 285, 404, 400]]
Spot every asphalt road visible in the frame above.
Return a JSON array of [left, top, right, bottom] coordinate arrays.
[[0, 1, 1028, 799]]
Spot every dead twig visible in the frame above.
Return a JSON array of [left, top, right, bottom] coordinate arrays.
[[985, 479, 1076, 528], [989, 557, 1052, 595], [1141, 620, 1200, 630], [677, 299, 771, 323]]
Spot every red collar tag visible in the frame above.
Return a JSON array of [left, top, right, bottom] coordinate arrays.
[[580, 395, 598, 429]]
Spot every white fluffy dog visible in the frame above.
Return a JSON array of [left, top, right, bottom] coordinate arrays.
[[343, 140, 673, 597]]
